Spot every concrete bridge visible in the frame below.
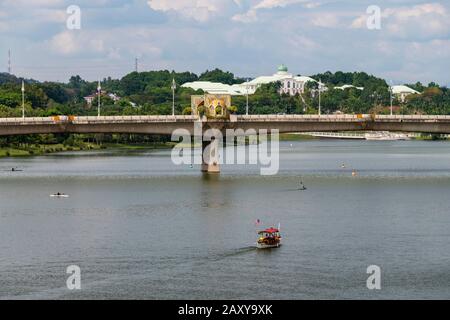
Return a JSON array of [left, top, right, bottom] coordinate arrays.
[[2, 114, 450, 136], [2, 114, 450, 172]]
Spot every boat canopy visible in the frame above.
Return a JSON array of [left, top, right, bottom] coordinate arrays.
[[259, 228, 279, 234]]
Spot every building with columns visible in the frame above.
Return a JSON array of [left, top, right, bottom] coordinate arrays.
[[241, 65, 320, 96], [182, 65, 320, 97]]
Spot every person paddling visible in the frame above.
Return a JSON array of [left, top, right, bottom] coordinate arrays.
[[299, 180, 307, 190]]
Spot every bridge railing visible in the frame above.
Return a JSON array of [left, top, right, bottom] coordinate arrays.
[[73, 115, 199, 124], [2, 114, 450, 125], [0, 117, 55, 124], [0, 115, 200, 125], [236, 114, 365, 121], [237, 114, 450, 122], [376, 115, 450, 121]]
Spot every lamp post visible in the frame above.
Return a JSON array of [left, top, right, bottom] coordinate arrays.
[[97, 80, 101, 117], [318, 79, 322, 116], [246, 82, 249, 116], [171, 78, 176, 116], [21, 80, 25, 119], [389, 81, 393, 116]]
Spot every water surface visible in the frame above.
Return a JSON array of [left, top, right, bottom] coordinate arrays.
[[0, 140, 449, 299]]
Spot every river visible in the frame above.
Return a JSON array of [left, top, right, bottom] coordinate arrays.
[[0, 140, 449, 299]]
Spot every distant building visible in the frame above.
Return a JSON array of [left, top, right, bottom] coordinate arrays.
[[182, 65, 321, 97], [83, 94, 97, 105], [181, 81, 245, 96], [334, 84, 364, 91], [107, 93, 121, 102], [391, 85, 420, 102], [84, 91, 121, 105], [241, 65, 320, 96]]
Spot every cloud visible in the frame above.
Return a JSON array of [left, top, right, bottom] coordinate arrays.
[[254, 0, 309, 10], [310, 12, 340, 28], [49, 31, 78, 55], [233, 0, 312, 23], [147, 0, 232, 22], [1, 0, 64, 7], [34, 8, 67, 23], [48, 28, 163, 58], [232, 9, 258, 23], [287, 34, 319, 50], [1, 0, 449, 86], [49, 31, 106, 55]]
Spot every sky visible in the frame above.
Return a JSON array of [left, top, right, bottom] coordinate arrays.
[[0, 0, 449, 85]]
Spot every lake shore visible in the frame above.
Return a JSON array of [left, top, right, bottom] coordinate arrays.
[[0, 141, 176, 158], [1, 132, 447, 158]]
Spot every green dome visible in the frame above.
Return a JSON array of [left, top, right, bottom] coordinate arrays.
[[278, 64, 288, 72]]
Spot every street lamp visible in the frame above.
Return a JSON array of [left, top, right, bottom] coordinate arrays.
[[246, 82, 249, 116], [389, 80, 393, 116], [171, 78, 176, 116], [318, 79, 322, 116], [97, 80, 101, 117], [21, 80, 25, 119]]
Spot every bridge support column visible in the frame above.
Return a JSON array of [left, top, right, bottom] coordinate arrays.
[[201, 139, 220, 173]]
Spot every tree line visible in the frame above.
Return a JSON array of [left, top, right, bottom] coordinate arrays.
[[0, 69, 449, 119]]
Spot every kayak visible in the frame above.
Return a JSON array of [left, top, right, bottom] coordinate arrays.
[[50, 194, 69, 198]]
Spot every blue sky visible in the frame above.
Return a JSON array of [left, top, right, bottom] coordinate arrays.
[[0, 0, 449, 85]]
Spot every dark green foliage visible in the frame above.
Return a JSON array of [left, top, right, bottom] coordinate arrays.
[[0, 69, 448, 121], [199, 68, 244, 85]]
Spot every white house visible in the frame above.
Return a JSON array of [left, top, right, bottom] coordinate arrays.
[[241, 65, 319, 96], [334, 84, 364, 91], [391, 85, 420, 102], [107, 93, 121, 102], [181, 81, 245, 96], [83, 94, 96, 105], [182, 65, 320, 97], [84, 91, 122, 105]]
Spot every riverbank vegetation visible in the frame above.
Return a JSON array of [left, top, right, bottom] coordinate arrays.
[[1, 69, 449, 118], [0, 133, 175, 158], [1, 69, 449, 157]]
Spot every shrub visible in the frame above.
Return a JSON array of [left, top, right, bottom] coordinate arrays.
[[182, 106, 192, 115]]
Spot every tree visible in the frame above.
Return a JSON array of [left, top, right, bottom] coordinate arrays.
[[182, 106, 192, 115], [199, 69, 241, 85], [41, 82, 70, 104]]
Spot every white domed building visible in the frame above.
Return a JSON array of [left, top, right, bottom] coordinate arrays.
[[241, 65, 320, 96], [182, 65, 321, 97]]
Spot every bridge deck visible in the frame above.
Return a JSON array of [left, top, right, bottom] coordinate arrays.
[[1, 114, 450, 135], [1, 114, 450, 125]]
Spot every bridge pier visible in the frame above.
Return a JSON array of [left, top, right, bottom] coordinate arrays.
[[201, 139, 220, 173]]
